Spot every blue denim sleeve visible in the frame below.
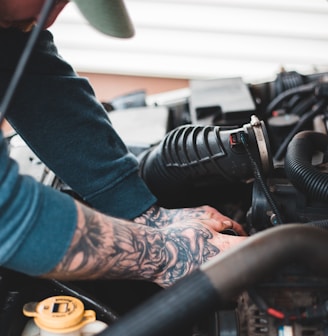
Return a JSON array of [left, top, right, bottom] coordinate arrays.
[[0, 28, 156, 219], [0, 132, 77, 275]]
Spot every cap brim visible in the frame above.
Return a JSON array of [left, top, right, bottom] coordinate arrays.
[[72, 0, 135, 38]]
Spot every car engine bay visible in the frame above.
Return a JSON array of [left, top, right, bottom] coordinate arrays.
[[2, 69, 328, 336]]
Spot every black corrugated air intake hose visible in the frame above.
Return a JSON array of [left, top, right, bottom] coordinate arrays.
[[139, 116, 271, 204], [96, 224, 328, 336], [285, 130, 328, 202]]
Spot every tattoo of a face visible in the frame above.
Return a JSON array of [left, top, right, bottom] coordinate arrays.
[[55, 205, 220, 287]]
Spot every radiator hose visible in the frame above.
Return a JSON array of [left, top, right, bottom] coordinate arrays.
[[97, 224, 328, 336], [285, 130, 328, 202]]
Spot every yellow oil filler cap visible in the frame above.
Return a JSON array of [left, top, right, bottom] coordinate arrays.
[[23, 296, 96, 334]]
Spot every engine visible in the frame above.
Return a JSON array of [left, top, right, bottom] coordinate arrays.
[[3, 69, 328, 336], [138, 70, 328, 336]]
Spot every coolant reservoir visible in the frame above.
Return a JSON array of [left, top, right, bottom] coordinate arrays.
[[22, 295, 108, 336]]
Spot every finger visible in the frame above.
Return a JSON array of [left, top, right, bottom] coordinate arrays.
[[223, 220, 248, 236], [206, 217, 247, 236], [213, 211, 248, 236]]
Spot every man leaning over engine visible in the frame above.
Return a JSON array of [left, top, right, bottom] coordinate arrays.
[[0, 0, 247, 288]]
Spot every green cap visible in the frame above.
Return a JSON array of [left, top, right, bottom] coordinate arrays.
[[72, 0, 135, 38]]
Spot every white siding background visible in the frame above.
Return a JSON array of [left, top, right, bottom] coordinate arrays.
[[49, 0, 328, 83]]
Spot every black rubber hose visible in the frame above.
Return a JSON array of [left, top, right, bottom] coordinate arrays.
[[265, 82, 316, 118], [285, 130, 328, 202], [97, 270, 219, 336], [140, 124, 257, 199], [202, 224, 328, 302], [274, 99, 327, 161], [97, 224, 328, 336], [290, 96, 317, 117]]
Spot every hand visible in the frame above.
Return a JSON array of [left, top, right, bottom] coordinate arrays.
[[133, 205, 247, 236], [47, 201, 247, 288], [152, 219, 247, 288]]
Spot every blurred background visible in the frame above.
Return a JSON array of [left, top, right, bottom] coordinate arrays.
[[2, 0, 328, 134], [47, 0, 328, 100]]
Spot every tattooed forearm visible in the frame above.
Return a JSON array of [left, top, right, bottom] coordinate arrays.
[[47, 202, 221, 287]]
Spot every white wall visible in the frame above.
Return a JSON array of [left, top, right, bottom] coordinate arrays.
[[49, 0, 328, 82]]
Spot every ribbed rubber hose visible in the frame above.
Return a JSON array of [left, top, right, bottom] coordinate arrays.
[[285, 131, 328, 201], [140, 124, 256, 199]]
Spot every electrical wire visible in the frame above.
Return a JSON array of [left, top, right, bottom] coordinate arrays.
[[0, 0, 56, 125], [273, 98, 327, 161], [265, 82, 317, 118], [240, 132, 284, 225]]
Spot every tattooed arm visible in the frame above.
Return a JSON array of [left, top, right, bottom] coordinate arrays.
[[45, 201, 247, 288]]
